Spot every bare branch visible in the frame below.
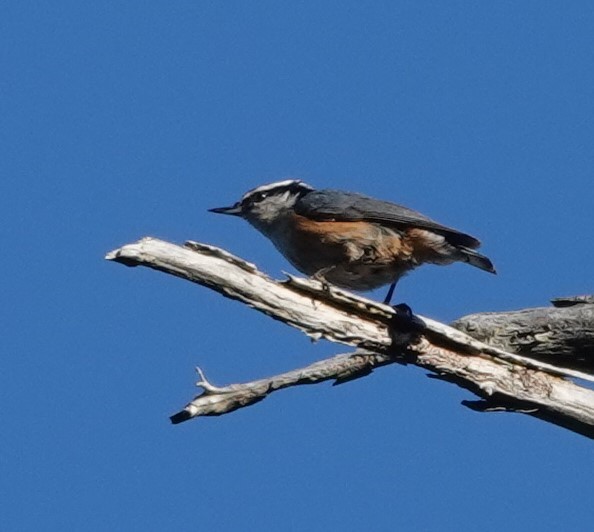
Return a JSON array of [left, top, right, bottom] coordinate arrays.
[[169, 351, 394, 424], [106, 238, 397, 350], [452, 300, 594, 372], [107, 238, 594, 437]]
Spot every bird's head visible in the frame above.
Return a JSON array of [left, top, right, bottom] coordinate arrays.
[[210, 179, 314, 231]]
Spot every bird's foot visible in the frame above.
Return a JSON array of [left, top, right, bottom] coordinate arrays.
[[392, 303, 413, 319], [390, 302, 425, 331]]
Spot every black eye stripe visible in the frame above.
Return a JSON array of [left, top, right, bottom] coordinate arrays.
[[245, 191, 268, 204]]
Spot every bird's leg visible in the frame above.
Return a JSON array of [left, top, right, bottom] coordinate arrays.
[[383, 282, 397, 305], [311, 266, 335, 293], [383, 279, 411, 314], [383, 282, 422, 328]]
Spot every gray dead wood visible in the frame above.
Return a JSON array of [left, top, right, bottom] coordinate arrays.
[[106, 237, 594, 438], [452, 298, 594, 373]]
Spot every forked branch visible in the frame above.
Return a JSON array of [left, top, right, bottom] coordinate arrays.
[[106, 237, 594, 438]]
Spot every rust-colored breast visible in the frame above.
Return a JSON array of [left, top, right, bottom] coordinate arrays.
[[284, 215, 371, 272], [279, 214, 431, 289], [292, 214, 376, 242], [288, 214, 413, 266]]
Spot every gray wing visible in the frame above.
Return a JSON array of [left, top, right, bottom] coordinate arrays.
[[295, 189, 481, 248]]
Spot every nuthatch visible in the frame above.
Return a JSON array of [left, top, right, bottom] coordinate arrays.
[[210, 180, 495, 304]]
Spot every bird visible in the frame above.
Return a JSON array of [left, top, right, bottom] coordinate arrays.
[[210, 179, 495, 304]]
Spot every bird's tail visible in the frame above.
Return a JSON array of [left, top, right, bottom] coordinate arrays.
[[458, 246, 496, 274]]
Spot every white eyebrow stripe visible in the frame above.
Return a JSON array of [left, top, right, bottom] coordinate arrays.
[[241, 180, 313, 201]]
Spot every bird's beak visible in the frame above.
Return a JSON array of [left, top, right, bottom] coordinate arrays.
[[208, 203, 243, 216]]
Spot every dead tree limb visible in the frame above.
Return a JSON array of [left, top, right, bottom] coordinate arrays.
[[452, 298, 594, 373], [106, 237, 594, 438]]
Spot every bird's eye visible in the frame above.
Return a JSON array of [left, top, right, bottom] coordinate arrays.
[[252, 191, 268, 203]]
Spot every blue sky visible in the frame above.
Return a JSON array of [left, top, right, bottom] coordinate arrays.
[[2, 2, 594, 530]]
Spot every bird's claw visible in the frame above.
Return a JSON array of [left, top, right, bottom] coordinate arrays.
[[390, 303, 425, 331]]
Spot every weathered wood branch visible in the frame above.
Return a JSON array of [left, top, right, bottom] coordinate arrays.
[[168, 352, 395, 424], [106, 237, 594, 438], [452, 298, 594, 372]]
